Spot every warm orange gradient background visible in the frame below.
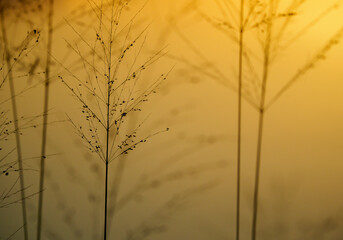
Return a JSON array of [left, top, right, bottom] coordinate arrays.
[[1, 0, 343, 239]]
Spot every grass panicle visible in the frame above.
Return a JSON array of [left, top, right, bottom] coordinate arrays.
[[59, 1, 170, 239], [174, 1, 343, 239]]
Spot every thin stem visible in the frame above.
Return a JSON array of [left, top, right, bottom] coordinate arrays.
[[107, 74, 140, 236], [0, 9, 29, 240], [104, 160, 109, 240], [236, 0, 244, 240], [37, 1, 54, 239], [104, 1, 116, 239], [104, 57, 111, 240], [251, 108, 265, 240], [106, 154, 126, 237], [251, 1, 273, 240]]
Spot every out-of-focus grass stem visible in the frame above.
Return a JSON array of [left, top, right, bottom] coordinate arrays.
[[0, 7, 29, 240], [236, 0, 244, 240], [37, 0, 54, 239], [251, 1, 274, 240]]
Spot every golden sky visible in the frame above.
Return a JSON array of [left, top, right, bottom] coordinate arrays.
[[1, 0, 343, 239]]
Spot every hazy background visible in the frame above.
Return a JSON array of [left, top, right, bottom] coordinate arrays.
[[1, 0, 343, 239]]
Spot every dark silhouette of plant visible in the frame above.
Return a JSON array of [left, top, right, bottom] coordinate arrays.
[[58, 1, 170, 239], [37, 1, 54, 239], [245, 2, 343, 239], [171, 1, 343, 239], [0, 2, 41, 238], [236, 1, 244, 239]]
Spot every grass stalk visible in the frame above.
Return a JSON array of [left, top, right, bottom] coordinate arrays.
[[104, 1, 116, 239], [104, 160, 109, 240], [236, 1, 244, 240], [0, 8, 29, 240], [251, 1, 273, 240], [106, 105, 138, 237], [251, 109, 265, 240], [104, 67, 110, 240], [106, 146, 127, 237], [61, 1, 168, 239], [37, 0, 54, 239]]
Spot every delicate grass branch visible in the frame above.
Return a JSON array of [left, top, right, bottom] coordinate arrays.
[[0, 9, 28, 240]]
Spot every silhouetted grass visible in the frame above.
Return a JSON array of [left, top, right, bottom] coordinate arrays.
[[227, 1, 343, 239], [37, 1, 54, 239], [1, 8, 29, 239], [2, 1, 342, 239], [0, 2, 47, 239], [58, 1, 170, 239], [172, 0, 343, 239], [236, 1, 244, 239]]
